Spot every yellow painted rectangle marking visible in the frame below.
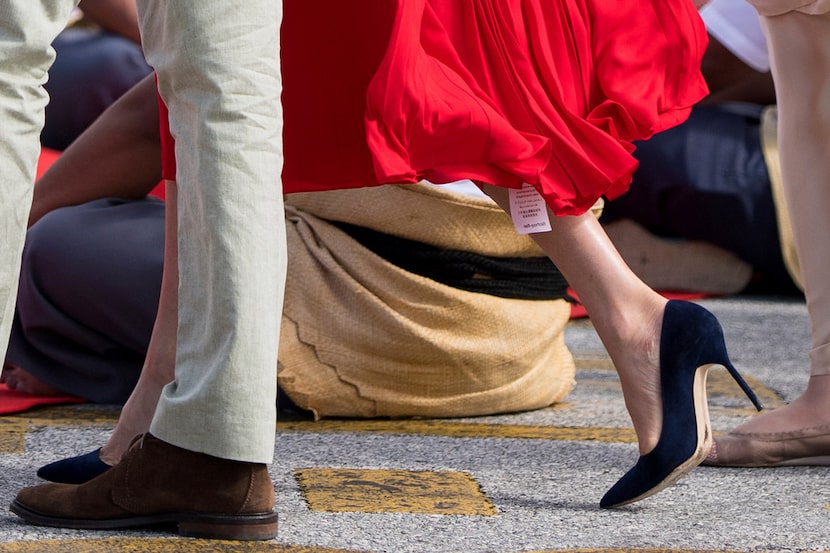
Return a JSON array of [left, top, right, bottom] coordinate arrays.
[[295, 468, 496, 515]]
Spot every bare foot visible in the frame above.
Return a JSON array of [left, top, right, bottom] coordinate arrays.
[[1, 362, 76, 397]]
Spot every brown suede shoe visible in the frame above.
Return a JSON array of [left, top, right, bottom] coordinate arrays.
[[10, 434, 277, 540]]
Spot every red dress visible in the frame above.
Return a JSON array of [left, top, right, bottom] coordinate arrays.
[[163, 0, 708, 217]]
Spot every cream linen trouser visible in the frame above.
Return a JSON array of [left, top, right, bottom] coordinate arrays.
[[0, 1, 77, 360], [136, 2, 286, 463], [749, 0, 830, 376]]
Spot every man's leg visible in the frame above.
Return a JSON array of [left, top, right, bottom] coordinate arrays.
[[11, 1, 285, 540], [137, 1, 285, 464], [0, 1, 77, 359]]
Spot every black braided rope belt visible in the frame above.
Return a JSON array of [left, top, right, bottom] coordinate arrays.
[[334, 221, 573, 301]]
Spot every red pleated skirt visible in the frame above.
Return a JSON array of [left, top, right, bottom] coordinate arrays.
[[163, 0, 708, 217]]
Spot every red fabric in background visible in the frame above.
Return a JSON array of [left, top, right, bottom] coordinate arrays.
[[36, 147, 61, 178], [279, 0, 707, 215], [0, 383, 85, 415]]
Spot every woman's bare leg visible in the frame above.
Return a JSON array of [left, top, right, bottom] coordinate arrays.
[[482, 185, 667, 454], [711, 9, 830, 440]]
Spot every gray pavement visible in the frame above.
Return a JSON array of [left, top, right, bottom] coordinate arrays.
[[0, 295, 827, 552]]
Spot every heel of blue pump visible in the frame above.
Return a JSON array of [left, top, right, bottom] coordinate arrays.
[[600, 300, 759, 508], [694, 303, 763, 412], [722, 359, 763, 412]]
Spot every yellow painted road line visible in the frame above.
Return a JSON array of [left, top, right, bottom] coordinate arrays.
[[0, 362, 780, 453], [0, 406, 119, 454], [6, 405, 120, 427], [279, 419, 638, 443]]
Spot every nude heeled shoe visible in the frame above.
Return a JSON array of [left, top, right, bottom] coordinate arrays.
[[703, 425, 830, 467], [600, 300, 763, 508]]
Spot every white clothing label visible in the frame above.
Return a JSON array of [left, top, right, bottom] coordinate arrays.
[[508, 183, 552, 234]]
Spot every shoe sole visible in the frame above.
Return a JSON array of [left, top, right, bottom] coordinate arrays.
[[9, 500, 278, 541]]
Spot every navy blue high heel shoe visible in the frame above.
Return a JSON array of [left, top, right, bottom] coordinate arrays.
[[600, 300, 763, 508], [36, 448, 111, 484]]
